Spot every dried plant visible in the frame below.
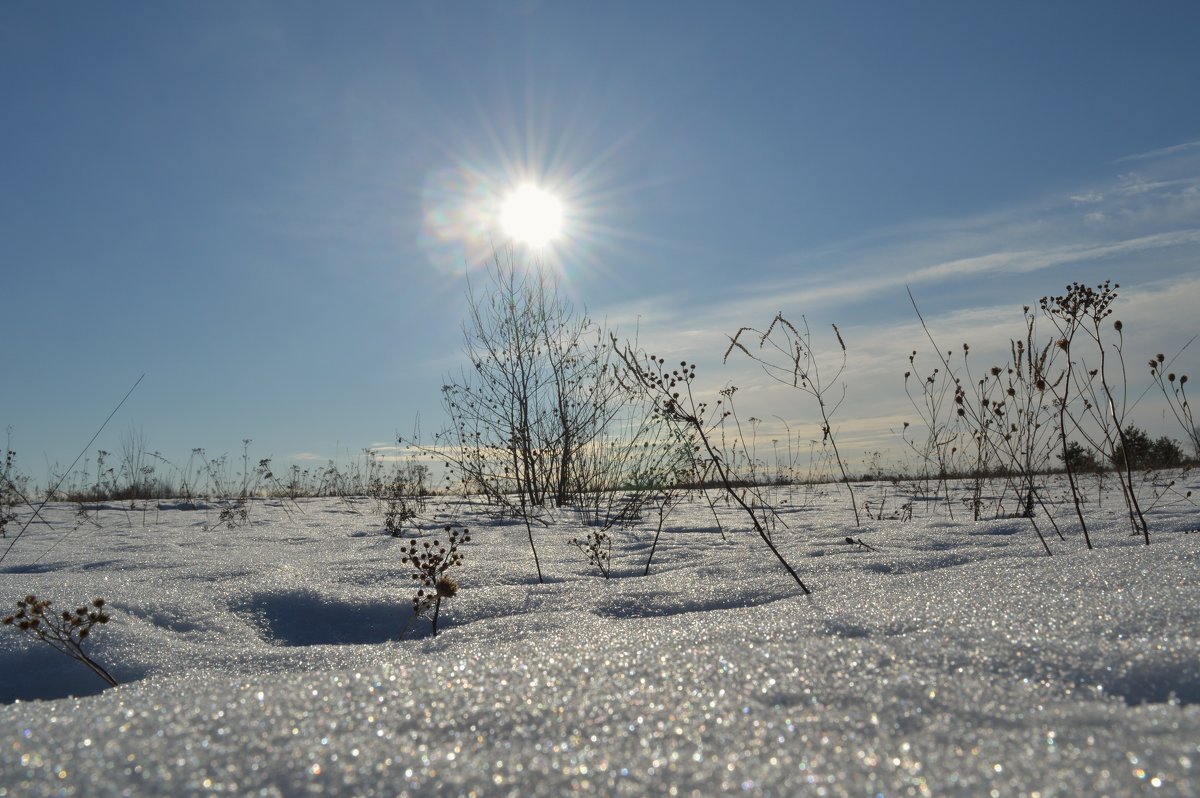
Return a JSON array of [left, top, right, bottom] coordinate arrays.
[[1148, 351, 1199, 460], [570, 529, 612, 578], [908, 291, 1062, 554], [212, 501, 251, 530], [1, 447, 23, 538], [367, 452, 430, 537], [1042, 282, 1149, 544], [901, 349, 961, 514], [400, 525, 470, 637], [640, 460, 694, 576], [861, 495, 912, 523], [726, 313, 860, 526], [986, 309, 1063, 533], [3, 595, 118, 688], [614, 345, 810, 594]]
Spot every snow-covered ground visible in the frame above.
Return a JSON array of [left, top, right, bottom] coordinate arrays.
[[1, 477, 1197, 796]]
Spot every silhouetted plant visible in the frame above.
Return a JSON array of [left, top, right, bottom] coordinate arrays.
[[985, 309, 1062, 519], [400, 525, 469, 637], [901, 349, 961, 516], [570, 529, 612, 578], [1147, 354, 1198, 460], [615, 345, 810, 594], [907, 292, 1063, 553], [1, 447, 23, 538], [1042, 283, 1151, 544], [3, 595, 117, 688], [640, 460, 694, 576], [726, 314, 860, 526], [211, 501, 250, 531], [862, 495, 912, 522]]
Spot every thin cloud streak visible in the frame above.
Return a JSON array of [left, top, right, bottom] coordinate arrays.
[[1114, 139, 1200, 163], [603, 143, 1200, 343]]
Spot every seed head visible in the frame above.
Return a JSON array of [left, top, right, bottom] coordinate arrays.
[[436, 575, 459, 598]]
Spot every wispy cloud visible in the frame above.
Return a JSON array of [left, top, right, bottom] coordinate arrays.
[[614, 141, 1200, 329], [1114, 139, 1200, 163]]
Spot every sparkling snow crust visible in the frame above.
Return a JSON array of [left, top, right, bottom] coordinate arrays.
[[2, 480, 1197, 796]]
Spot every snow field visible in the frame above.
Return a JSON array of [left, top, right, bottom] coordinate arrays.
[[1, 479, 1197, 796]]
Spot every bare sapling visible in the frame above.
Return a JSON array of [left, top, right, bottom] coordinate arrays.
[[411, 248, 634, 583]]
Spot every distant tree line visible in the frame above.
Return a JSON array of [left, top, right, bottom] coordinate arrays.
[[1061, 424, 1191, 472]]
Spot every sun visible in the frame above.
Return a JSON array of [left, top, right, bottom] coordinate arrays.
[[499, 183, 565, 248]]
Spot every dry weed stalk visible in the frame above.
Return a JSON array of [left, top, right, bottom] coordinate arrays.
[[3, 595, 117, 688], [1042, 282, 1149, 544], [726, 314, 861, 526], [615, 345, 810, 594], [1148, 349, 1199, 460], [400, 525, 469, 637]]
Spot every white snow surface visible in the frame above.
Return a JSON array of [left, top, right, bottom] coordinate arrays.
[[1, 478, 1197, 796]]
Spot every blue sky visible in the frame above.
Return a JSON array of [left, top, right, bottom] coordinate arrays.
[[4, 1, 1200, 484]]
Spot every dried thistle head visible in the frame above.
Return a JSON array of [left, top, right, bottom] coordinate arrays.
[[435, 575, 459, 598]]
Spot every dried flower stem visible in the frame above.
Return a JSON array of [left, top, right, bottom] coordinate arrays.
[[3, 595, 118, 688]]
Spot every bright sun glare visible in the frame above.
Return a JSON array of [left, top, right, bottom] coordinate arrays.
[[499, 184, 565, 247]]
